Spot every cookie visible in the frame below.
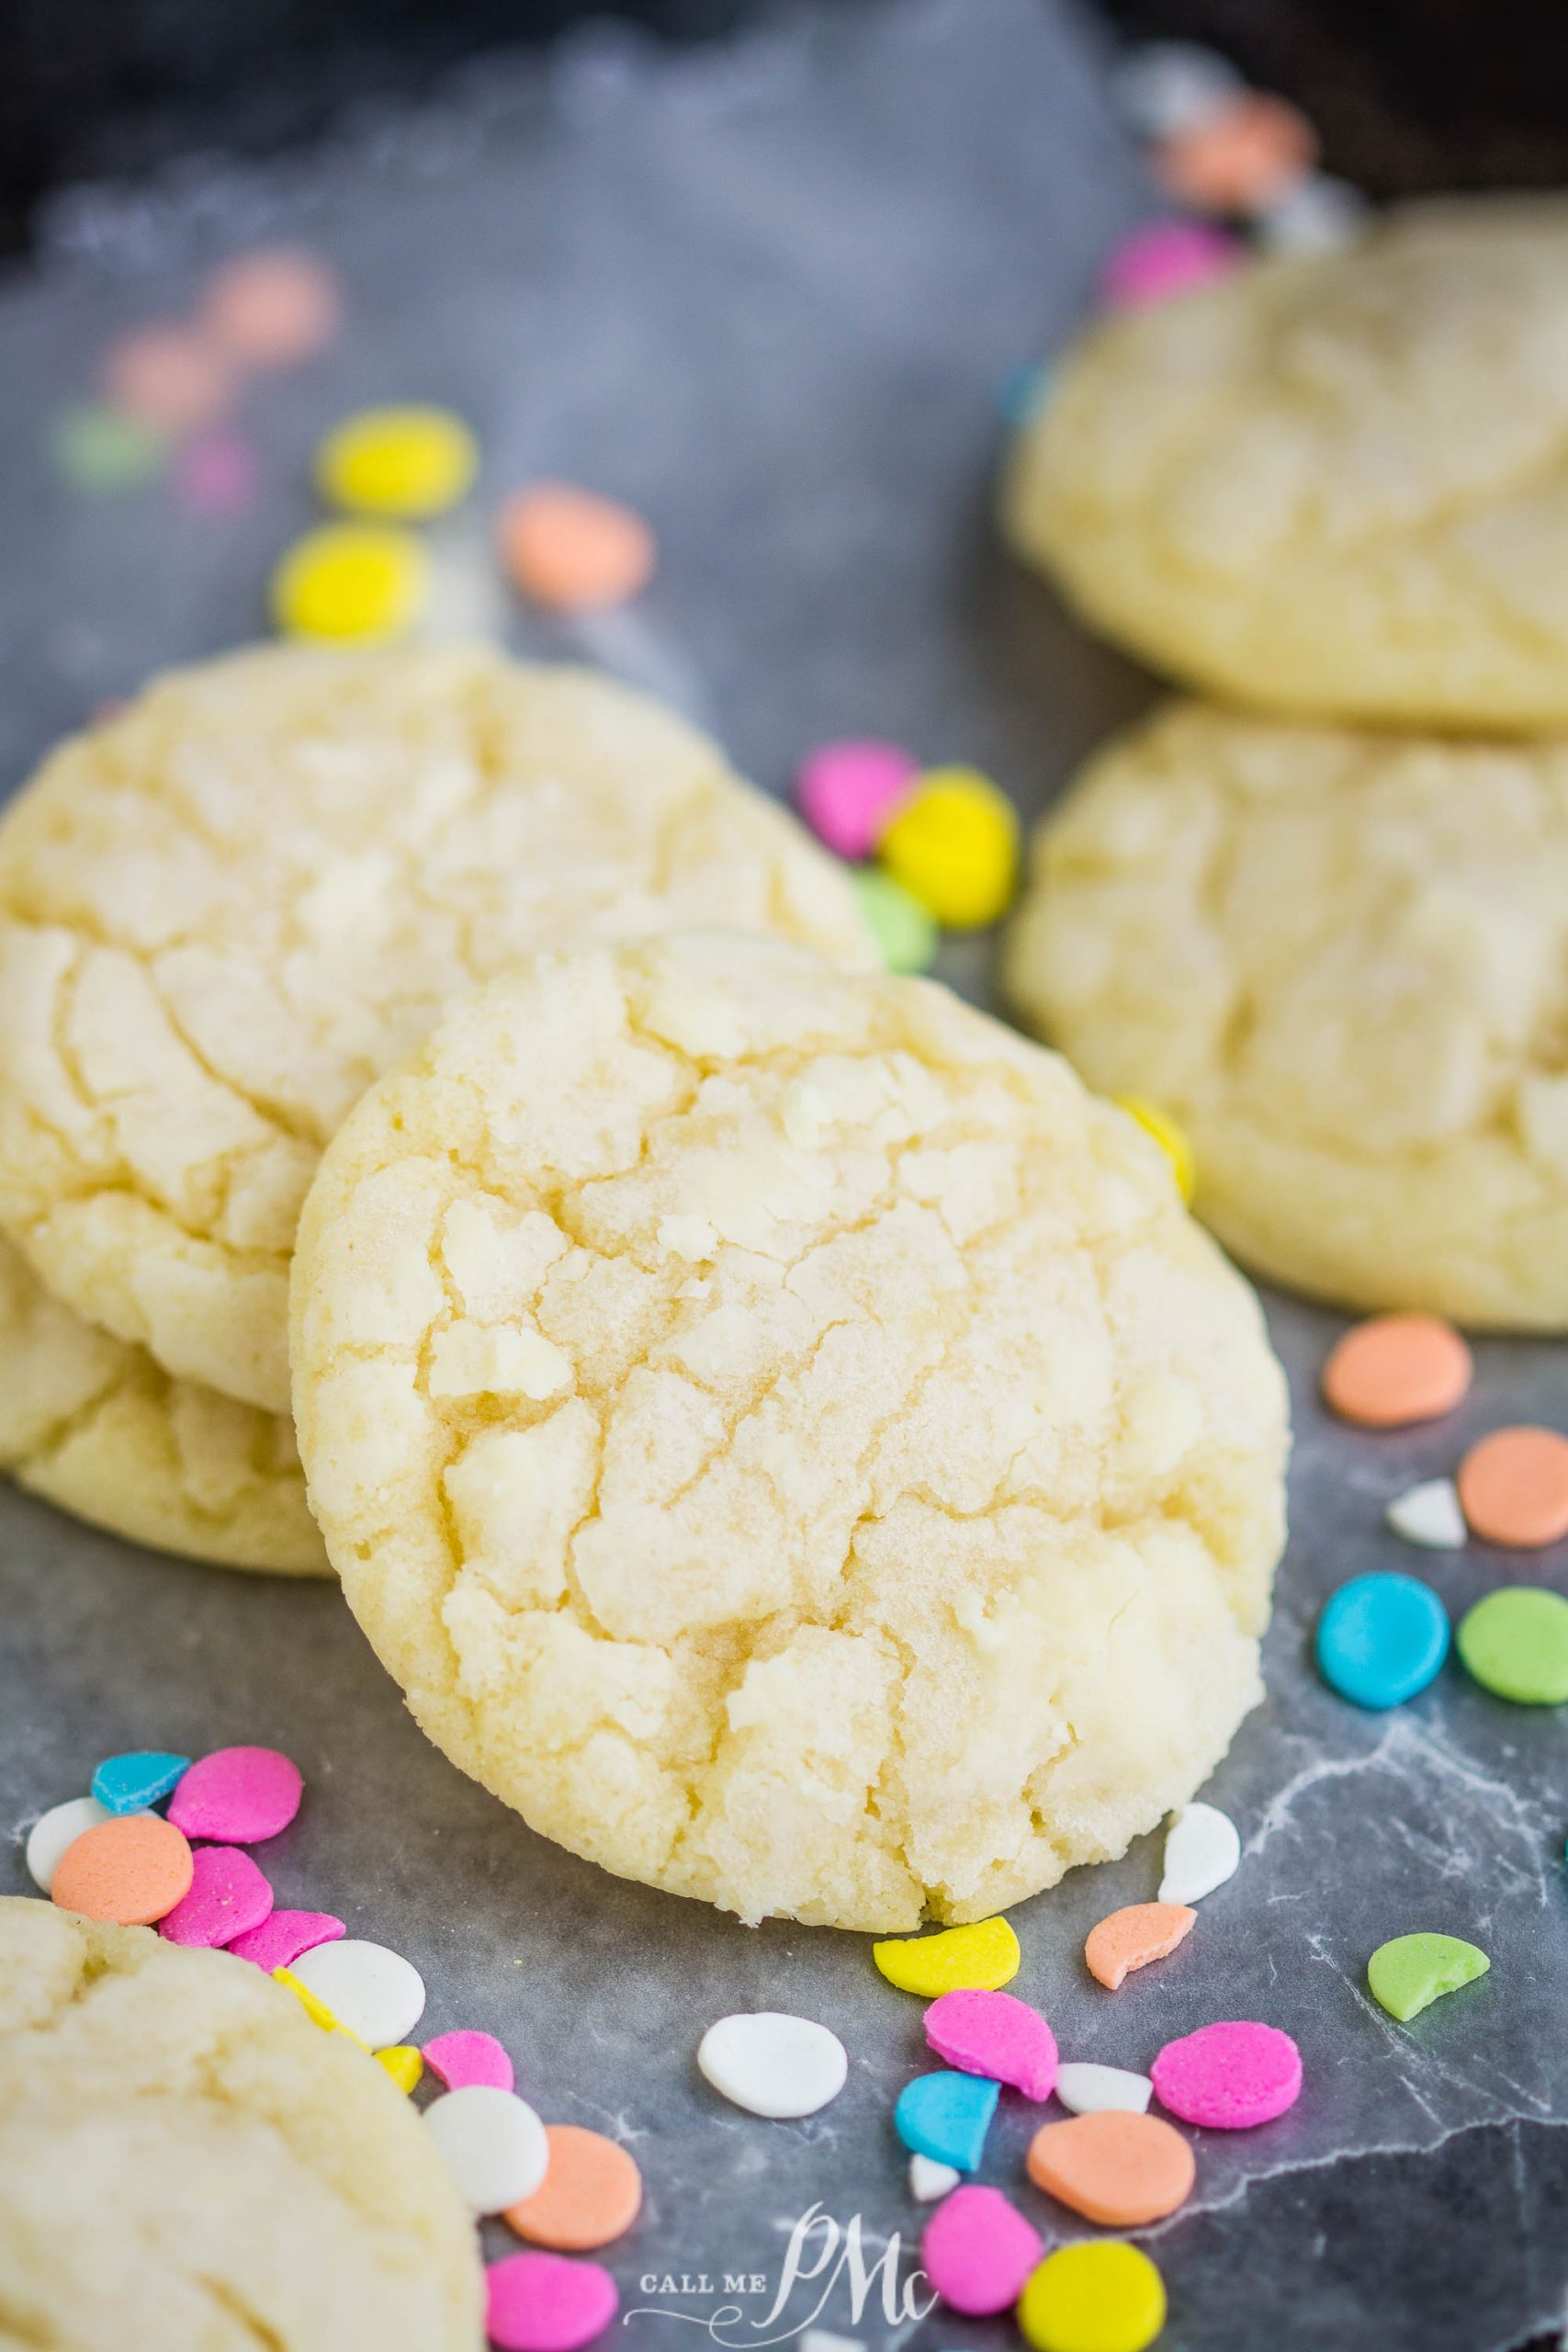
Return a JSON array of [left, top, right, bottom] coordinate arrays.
[[0, 1897, 480, 2346], [0, 1235, 324, 1573], [1006, 700, 1568, 1329], [289, 931, 1288, 1931], [1002, 198, 1568, 729], [0, 644, 875, 1416]]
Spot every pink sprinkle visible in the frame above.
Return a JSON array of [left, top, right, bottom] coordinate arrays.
[[1099, 220, 1242, 311], [921, 2185, 1043, 2317], [486, 2253, 619, 2352], [159, 1845, 273, 1948], [923, 1987, 1057, 2101], [227, 1908, 345, 1971], [168, 1747, 302, 1844], [423, 2028, 514, 2093], [795, 740, 918, 861], [1151, 2020, 1302, 2129], [175, 430, 257, 516]]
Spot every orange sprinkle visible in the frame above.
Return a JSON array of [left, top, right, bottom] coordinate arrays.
[[204, 250, 340, 368], [1084, 1901, 1196, 1991], [1459, 1426, 1568, 1549], [1027, 2110, 1196, 2227], [497, 482, 656, 611], [1321, 1314, 1472, 1430], [100, 325, 233, 437], [51, 1813, 194, 1927], [1156, 93, 1317, 215], [504, 2124, 643, 2251]]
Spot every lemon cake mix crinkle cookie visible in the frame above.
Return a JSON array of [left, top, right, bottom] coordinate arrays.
[[0, 1898, 482, 2350], [0, 1234, 325, 1572], [0, 643, 875, 1416], [1003, 198, 1568, 729], [1006, 701, 1568, 1329], [289, 931, 1289, 1932]]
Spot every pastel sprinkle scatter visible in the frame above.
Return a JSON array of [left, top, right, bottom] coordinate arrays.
[[1458, 1428, 1568, 1549], [1112, 40, 1243, 137], [853, 868, 940, 975], [288, 1938, 425, 2050], [497, 481, 656, 611], [506, 2125, 643, 2251], [696, 2012, 848, 2119], [204, 248, 340, 368], [316, 404, 478, 519], [101, 324, 233, 436], [909, 2153, 961, 2201], [378, 2045, 424, 2094], [423, 2027, 514, 2093], [1026, 2111, 1195, 2227], [921, 2184, 1043, 2317], [486, 2251, 619, 2352], [1053, 2062, 1153, 2118], [795, 739, 917, 860], [878, 768, 1019, 929], [1115, 1096, 1194, 1202], [51, 1813, 193, 1927], [167, 1747, 302, 1843], [91, 1750, 190, 1815], [1017, 2241, 1167, 2352], [1386, 1478, 1467, 1552], [1457, 1588, 1568, 1704], [1368, 1932, 1491, 2024], [873, 1915, 1020, 1996], [227, 1909, 345, 1972], [49, 402, 166, 493], [1316, 1571, 1450, 1710], [1098, 220, 1240, 311], [923, 1986, 1057, 2100], [175, 430, 257, 516], [1157, 1803, 1240, 1905], [271, 523, 426, 643], [425, 2084, 548, 2214], [1321, 1314, 1472, 1430], [1155, 91, 1318, 215], [1085, 1902, 1196, 1991], [25, 1797, 113, 1894], [894, 2071, 1000, 2174], [159, 1844, 273, 1948], [1151, 2020, 1301, 2130]]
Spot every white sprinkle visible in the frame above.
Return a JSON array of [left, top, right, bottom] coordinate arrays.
[[799, 2335, 864, 2352], [288, 1939, 425, 2050], [1257, 173, 1371, 255], [424, 2084, 547, 2213], [1387, 1476, 1467, 1551], [908, 2153, 960, 2202], [697, 2012, 848, 2120], [1157, 1800, 1242, 1905], [1111, 40, 1243, 139], [25, 1795, 113, 1893], [1054, 2062, 1154, 2117]]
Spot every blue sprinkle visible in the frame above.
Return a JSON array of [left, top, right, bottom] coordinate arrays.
[[90, 1750, 191, 1815], [1316, 1572, 1450, 1710], [997, 360, 1053, 424], [894, 2070, 999, 2172]]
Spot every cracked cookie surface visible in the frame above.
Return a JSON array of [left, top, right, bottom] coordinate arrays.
[[0, 1234, 325, 1573], [0, 1898, 481, 2350], [0, 644, 875, 1415], [290, 932, 1288, 1931], [1003, 199, 1568, 729], [1007, 700, 1568, 1329]]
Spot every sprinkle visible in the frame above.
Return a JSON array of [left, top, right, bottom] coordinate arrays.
[[1017, 2241, 1167, 2352], [795, 740, 917, 861], [485, 2251, 619, 2352], [1386, 1478, 1467, 1552], [1053, 2062, 1153, 2118], [424, 2085, 548, 2214], [877, 768, 1019, 930], [91, 1750, 190, 1815], [1111, 40, 1244, 138], [227, 1909, 345, 1971], [497, 481, 656, 611], [1456, 1587, 1568, 1705], [1115, 1096, 1195, 1202], [1026, 2111, 1195, 2226], [25, 1797, 113, 1894], [1085, 1901, 1196, 1991], [423, 2027, 514, 2093], [288, 1937, 426, 2050], [1321, 1314, 1472, 1430], [316, 404, 478, 519], [1256, 173, 1370, 254], [100, 324, 234, 436], [874, 1915, 1020, 1996], [1458, 1427, 1568, 1548], [997, 360, 1053, 424], [1151, 2019, 1302, 2130], [921, 2184, 1043, 2317], [378, 2045, 424, 2093], [1315, 1570, 1450, 1710], [696, 2012, 848, 2119], [175, 430, 258, 516], [271, 523, 426, 642], [273, 1964, 362, 2043], [204, 249, 340, 368], [852, 868, 940, 975], [505, 2125, 643, 2251], [1098, 220, 1241, 311], [909, 2153, 961, 2201], [923, 1986, 1057, 2100], [48, 402, 166, 493], [159, 1845, 273, 1948], [167, 1747, 302, 1843], [1157, 1802, 1240, 1905], [1155, 91, 1318, 216], [51, 1813, 193, 1927], [1368, 1932, 1490, 2023], [894, 2072, 999, 2173]]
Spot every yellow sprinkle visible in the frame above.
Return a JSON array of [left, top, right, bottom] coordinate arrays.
[[1017, 2242, 1167, 2352], [315, 404, 478, 518], [272, 1965, 366, 2049], [873, 1915, 1020, 1996], [1115, 1096, 1195, 1204], [377, 2045, 424, 2094], [271, 523, 426, 643], [877, 766, 1019, 929]]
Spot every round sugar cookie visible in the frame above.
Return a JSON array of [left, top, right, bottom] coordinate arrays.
[[0, 644, 875, 1416], [0, 1233, 325, 1573], [0, 1897, 480, 2347], [1003, 198, 1568, 729], [290, 931, 1289, 1932], [1006, 700, 1568, 1329]]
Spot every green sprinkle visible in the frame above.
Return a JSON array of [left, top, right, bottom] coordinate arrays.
[[1368, 1931, 1490, 2022], [48, 402, 167, 494], [1456, 1586, 1568, 1704], [854, 867, 940, 975]]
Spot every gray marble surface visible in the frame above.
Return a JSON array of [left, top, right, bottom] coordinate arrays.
[[0, 4, 1564, 2346]]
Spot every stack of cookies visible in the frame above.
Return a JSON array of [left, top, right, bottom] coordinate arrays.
[[1001, 198, 1568, 1329]]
